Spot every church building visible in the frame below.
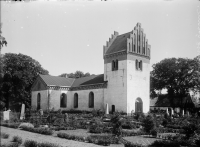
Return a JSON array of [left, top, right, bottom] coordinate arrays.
[[31, 23, 151, 114]]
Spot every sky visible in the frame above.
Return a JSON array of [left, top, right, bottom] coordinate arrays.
[[1, 0, 199, 76]]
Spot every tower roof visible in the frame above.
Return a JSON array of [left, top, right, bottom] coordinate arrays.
[[106, 32, 131, 54]]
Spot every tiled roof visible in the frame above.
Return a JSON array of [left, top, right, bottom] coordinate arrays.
[[105, 32, 131, 54], [71, 74, 105, 87], [39, 74, 75, 87], [39, 74, 105, 88]]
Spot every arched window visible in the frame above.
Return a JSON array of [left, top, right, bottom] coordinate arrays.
[[115, 59, 118, 70], [60, 93, 67, 108], [74, 93, 78, 108], [89, 92, 94, 108], [135, 97, 143, 113], [37, 93, 41, 110], [135, 60, 138, 70]]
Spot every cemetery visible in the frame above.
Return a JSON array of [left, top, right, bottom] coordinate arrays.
[[1, 105, 200, 147]]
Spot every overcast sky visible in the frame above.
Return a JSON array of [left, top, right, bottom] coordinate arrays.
[[1, 0, 199, 76]]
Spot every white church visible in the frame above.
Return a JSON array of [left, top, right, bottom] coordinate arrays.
[[31, 23, 151, 114]]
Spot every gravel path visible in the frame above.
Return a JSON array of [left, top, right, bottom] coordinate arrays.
[[0, 126, 123, 147]]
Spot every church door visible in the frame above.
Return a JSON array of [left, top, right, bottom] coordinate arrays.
[[135, 97, 143, 113]]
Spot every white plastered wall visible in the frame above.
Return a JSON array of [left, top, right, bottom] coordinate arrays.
[[31, 90, 48, 110], [104, 60, 127, 113], [127, 58, 150, 114]]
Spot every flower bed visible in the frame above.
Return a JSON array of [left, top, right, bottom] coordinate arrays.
[[20, 126, 53, 135], [0, 122, 19, 129], [57, 132, 120, 146]]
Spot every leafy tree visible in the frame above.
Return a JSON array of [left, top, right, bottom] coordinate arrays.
[[59, 70, 93, 78], [0, 53, 49, 111], [151, 56, 200, 107]]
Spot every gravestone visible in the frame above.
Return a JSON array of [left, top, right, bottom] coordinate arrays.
[[20, 104, 25, 120], [166, 108, 169, 115], [105, 103, 109, 114], [64, 113, 69, 122], [39, 109, 43, 116], [3, 110, 11, 121], [171, 109, 174, 116], [182, 109, 184, 116]]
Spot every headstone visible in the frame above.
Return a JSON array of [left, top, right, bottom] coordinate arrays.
[[20, 104, 25, 120], [39, 109, 43, 116], [105, 103, 109, 114], [3, 110, 11, 121], [64, 113, 69, 122], [166, 108, 169, 115], [182, 109, 184, 116], [171, 109, 174, 116]]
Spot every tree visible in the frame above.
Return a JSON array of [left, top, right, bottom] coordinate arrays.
[[151, 56, 200, 107], [0, 53, 49, 111], [59, 71, 93, 78]]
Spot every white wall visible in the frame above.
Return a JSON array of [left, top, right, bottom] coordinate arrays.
[[70, 89, 104, 111], [127, 57, 150, 114], [104, 60, 127, 113], [31, 90, 48, 110]]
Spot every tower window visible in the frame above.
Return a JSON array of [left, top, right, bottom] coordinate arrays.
[[115, 59, 118, 70], [139, 60, 143, 70], [112, 59, 118, 71], [135, 60, 138, 70], [112, 60, 115, 71]]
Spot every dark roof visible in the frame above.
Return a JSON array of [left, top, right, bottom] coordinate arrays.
[[39, 74, 105, 88], [39, 74, 75, 87], [71, 74, 105, 87], [105, 32, 131, 54], [150, 94, 197, 108]]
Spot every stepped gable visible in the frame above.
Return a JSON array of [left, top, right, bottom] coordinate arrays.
[[103, 23, 151, 58]]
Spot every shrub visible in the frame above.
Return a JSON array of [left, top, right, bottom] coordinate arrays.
[[19, 123, 34, 129], [57, 132, 119, 145], [24, 140, 38, 147], [1, 142, 20, 147], [183, 123, 198, 139], [142, 115, 155, 133], [150, 129, 157, 137], [20, 126, 53, 135], [149, 140, 180, 147], [12, 136, 22, 144], [1, 132, 9, 139], [0, 122, 19, 128], [37, 142, 60, 147], [121, 138, 145, 147], [88, 135, 119, 145]]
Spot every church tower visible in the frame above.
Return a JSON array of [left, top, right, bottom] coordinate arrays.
[[103, 23, 151, 114]]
